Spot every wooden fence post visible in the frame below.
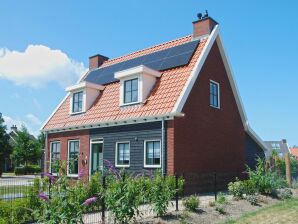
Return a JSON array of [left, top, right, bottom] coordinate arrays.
[[285, 153, 292, 187]]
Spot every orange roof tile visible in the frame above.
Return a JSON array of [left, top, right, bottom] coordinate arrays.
[[43, 36, 208, 131]]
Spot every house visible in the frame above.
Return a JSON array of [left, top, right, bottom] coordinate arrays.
[[41, 13, 266, 187], [264, 139, 289, 159], [289, 147, 298, 160]]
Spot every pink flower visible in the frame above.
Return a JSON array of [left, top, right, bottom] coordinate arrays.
[[83, 197, 97, 206], [79, 169, 84, 179], [44, 173, 55, 183], [38, 192, 49, 201]]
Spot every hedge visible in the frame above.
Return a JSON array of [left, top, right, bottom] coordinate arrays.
[[14, 165, 41, 175]]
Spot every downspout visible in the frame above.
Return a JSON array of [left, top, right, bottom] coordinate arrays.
[[161, 118, 166, 176]]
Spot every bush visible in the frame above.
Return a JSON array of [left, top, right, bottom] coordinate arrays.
[[277, 188, 292, 200], [217, 192, 227, 205], [246, 194, 259, 206], [14, 165, 41, 175], [183, 195, 200, 212], [215, 205, 226, 214], [228, 179, 245, 199]]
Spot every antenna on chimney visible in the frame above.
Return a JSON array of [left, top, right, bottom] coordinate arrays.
[[197, 13, 202, 20], [203, 10, 208, 18]]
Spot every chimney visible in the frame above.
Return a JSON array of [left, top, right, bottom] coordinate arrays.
[[193, 11, 218, 38], [11, 125, 17, 132], [89, 54, 109, 70], [282, 139, 287, 144]]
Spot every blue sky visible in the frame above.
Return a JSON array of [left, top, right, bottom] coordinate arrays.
[[0, 1, 297, 145]]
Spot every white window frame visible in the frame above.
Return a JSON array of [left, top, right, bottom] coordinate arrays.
[[115, 141, 130, 168], [144, 139, 162, 168], [120, 75, 141, 106], [89, 138, 104, 179], [210, 80, 220, 109], [49, 141, 60, 176], [70, 89, 86, 115], [67, 140, 80, 177]]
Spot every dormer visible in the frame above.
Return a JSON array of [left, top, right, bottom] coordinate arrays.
[[114, 65, 161, 106], [65, 81, 105, 115]]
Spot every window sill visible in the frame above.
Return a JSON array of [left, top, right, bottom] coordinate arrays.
[[144, 165, 161, 168], [210, 105, 220, 110], [115, 165, 130, 168], [70, 111, 85, 116], [120, 101, 142, 107], [67, 174, 78, 178]]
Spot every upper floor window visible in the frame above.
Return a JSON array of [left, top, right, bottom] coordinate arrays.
[[116, 142, 130, 167], [124, 78, 138, 104], [72, 91, 83, 113], [271, 143, 280, 150], [210, 80, 220, 108]]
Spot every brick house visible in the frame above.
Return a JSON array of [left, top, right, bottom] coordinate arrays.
[[41, 14, 266, 183]]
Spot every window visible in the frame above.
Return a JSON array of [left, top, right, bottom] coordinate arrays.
[[50, 141, 60, 174], [116, 142, 130, 167], [124, 78, 138, 104], [210, 80, 220, 108], [144, 140, 161, 167], [271, 143, 281, 150], [68, 140, 79, 175], [72, 91, 83, 113]]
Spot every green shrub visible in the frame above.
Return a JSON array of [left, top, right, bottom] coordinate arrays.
[[228, 179, 245, 199], [277, 188, 292, 200], [246, 194, 259, 206], [14, 165, 41, 175], [209, 201, 216, 207], [215, 205, 226, 214], [217, 192, 227, 205], [183, 195, 200, 212]]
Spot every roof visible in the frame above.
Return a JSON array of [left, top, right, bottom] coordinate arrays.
[[41, 24, 267, 152], [264, 140, 289, 158], [290, 147, 298, 159], [43, 35, 207, 130]]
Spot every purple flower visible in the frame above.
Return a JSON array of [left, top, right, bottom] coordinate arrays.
[[103, 159, 120, 179], [79, 169, 84, 179], [38, 192, 49, 201], [83, 197, 97, 206], [44, 173, 55, 183]]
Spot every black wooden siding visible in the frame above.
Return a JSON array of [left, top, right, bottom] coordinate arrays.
[[89, 121, 162, 173], [245, 133, 265, 169]]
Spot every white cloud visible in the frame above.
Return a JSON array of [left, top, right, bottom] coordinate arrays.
[[0, 45, 87, 88], [3, 115, 26, 131], [26, 113, 42, 125]]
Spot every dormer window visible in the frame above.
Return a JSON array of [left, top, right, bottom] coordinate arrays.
[[66, 81, 105, 115], [72, 91, 83, 113], [124, 78, 138, 104], [114, 65, 161, 106]]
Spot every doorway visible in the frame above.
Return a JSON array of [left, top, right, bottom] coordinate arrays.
[[90, 139, 103, 176]]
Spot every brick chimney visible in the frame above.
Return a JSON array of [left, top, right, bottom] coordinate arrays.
[[193, 11, 218, 39], [282, 139, 287, 144], [89, 54, 109, 70], [11, 125, 17, 133]]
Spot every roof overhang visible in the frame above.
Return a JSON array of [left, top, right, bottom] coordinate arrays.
[[65, 81, 105, 92], [114, 65, 161, 79]]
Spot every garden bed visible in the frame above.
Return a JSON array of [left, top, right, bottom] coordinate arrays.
[[138, 189, 298, 224]]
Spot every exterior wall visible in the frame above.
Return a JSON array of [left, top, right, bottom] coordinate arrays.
[[173, 41, 246, 175], [245, 133, 265, 169], [47, 130, 89, 176], [89, 121, 162, 173]]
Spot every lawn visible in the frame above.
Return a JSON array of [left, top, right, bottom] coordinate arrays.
[[226, 198, 298, 224]]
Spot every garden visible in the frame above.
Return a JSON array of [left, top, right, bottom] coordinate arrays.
[[0, 156, 298, 224]]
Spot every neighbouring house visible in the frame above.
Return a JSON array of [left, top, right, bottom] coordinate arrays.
[[41, 13, 266, 190], [264, 139, 289, 159], [289, 147, 298, 160]]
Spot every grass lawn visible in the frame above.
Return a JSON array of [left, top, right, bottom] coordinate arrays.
[[225, 198, 298, 224]]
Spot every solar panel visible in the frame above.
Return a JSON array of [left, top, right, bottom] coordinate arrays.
[[84, 39, 200, 85]]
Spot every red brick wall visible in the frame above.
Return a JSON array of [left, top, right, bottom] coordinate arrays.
[[46, 130, 90, 176], [167, 120, 175, 175], [172, 41, 246, 174]]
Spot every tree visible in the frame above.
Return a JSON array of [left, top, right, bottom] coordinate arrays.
[[37, 132, 45, 149], [0, 113, 11, 177], [12, 125, 42, 166]]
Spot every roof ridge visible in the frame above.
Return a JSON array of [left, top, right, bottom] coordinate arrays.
[[102, 35, 192, 66]]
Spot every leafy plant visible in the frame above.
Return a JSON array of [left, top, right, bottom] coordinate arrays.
[[215, 205, 226, 214], [183, 195, 200, 212], [209, 201, 216, 207], [228, 179, 245, 199], [277, 188, 292, 200], [217, 192, 227, 205], [149, 171, 176, 217], [246, 194, 259, 206]]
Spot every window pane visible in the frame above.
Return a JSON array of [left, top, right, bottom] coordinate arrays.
[[69, 141, 79, 174], [125, 80, 131, 92], [145, 141, 161, 166], [124, 91, 131, 103], [132, 90, 138, 102], [132, 79, 138, 91], [117, 143, 130, 165]]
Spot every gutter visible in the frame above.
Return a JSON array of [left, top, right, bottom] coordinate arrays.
[[161, 118, 166, 176], [44, 132, 48, 175]]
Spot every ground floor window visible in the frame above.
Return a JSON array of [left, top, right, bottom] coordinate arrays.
[[50, 141, 60, 173], [116, 142, 130, 167], [144, 140, 161, 168], [68, 140, 79, 175]]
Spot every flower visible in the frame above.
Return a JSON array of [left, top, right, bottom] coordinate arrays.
[[82, 197, 97, 206], [44, 173, 55, 183], [79, 169, 84, 179], [38, 192, 49, 201], [103, 159, 120, 179]]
